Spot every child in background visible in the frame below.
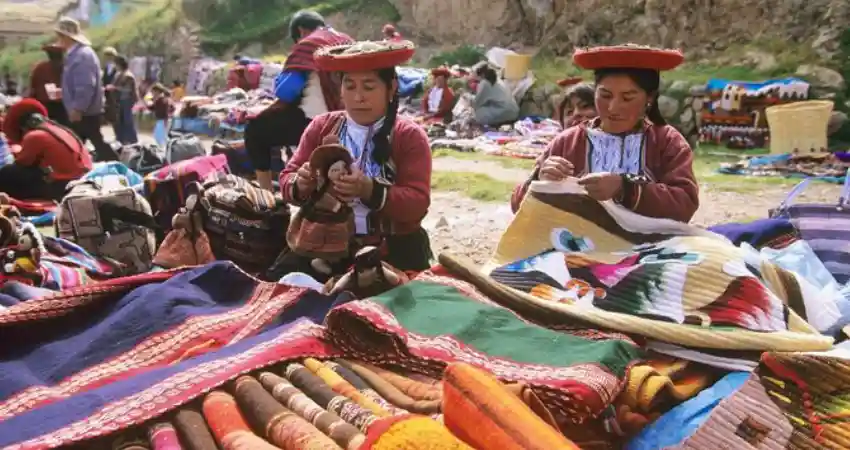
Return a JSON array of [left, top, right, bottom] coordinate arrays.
[[148, 83, 172, 147], [171, 80, 185, 101]]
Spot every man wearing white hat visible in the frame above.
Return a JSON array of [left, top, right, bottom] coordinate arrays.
[[54, 17, 116, 161]]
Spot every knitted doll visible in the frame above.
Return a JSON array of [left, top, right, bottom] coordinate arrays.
[[286, 136, 356, 276]]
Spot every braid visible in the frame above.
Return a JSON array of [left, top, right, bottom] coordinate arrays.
[[372, 68, 400, 166]]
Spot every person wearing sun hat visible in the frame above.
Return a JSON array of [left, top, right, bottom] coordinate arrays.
[[0, 98, 92, 200], [510, 44, 699, 222], [420, 66, 455, 123], [273, 40, 433, 280], [54, 16, 116, 161]]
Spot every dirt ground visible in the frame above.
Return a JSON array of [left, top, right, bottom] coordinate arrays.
[[116, 128, 842, 266]]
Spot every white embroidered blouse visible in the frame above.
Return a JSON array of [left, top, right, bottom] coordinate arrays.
[[585, 127, 647, 175]]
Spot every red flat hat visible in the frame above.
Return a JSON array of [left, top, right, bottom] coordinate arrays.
[[315, 40, 415, 72], [556, 76, 583, 87], [4, 99, 47, 145], [431, 66, 451, 77], [573, 44, 684, 71]]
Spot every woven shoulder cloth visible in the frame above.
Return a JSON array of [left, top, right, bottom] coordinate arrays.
[[771, 170, 850, 284]]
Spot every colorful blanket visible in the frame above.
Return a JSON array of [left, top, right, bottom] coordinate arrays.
[[323, 273, 644, 429], [0, 262, 341, 448], [454, 180, 833, 352], [674, 350, 850, 449]]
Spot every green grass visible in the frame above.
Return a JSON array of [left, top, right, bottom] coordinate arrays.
[[432, 148, 536, 170], [431, 171, 516, 202]]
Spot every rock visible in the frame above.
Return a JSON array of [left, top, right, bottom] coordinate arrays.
[[436, 216, 450, 229], [828, 111, 848, 136], [795, 65, 846, 91], [657, 95, 680, 120], [679, 106, 694, 123], [668, 80, 690, 94], [689, 85, 707, 97], [744, 50, 778, 72]]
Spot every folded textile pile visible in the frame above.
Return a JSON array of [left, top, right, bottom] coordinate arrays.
[[445, 179, 833, 353], [670, 350, 850, 449]]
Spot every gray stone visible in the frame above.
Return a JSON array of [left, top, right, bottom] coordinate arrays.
[[436, 216, 450, 229], [668, 80, 690, 94], [828, 111, 848, 136], [745, 50, 778, 72], [657, 95, 680, 120], [689, 85, 708, 96], [795, 65, 846, 91], [679, 106, 694, 123]]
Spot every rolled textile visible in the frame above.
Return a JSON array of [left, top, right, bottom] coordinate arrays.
[[201, 391, 280, 450], [231, 375, 341, 449], [337, 360, 442, 414], [324, 361, 408, 415], [258, 371, 365, 450], [304, 358, 390, 417], [442, 362, 580, 450], [173, 407, 219, 450], [148, 422, 183, 450], [285, 363, 379, 431]]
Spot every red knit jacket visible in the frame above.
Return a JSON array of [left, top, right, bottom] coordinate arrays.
[[281, 111, 432, 235]]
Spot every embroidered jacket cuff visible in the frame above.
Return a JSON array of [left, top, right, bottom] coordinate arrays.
[[619, 174, 649, 211]]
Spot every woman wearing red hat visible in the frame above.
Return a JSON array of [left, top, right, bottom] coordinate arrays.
[[511, 45, 699, 223], [0, 99, 92, 200], [421, 66, 455, 123], [274, 40, 433, 279]]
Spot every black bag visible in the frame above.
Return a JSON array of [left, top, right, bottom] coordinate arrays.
[[119, 143, 165, 175], [165, 132, 206, 164]]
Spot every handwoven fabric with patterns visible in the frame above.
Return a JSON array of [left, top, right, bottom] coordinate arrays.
[[200, 173, 289, 274], [674, 351, 850, 449], [442, 362, 580, 450], [470, 180, 833, 352], [323, 275, 643, 428]]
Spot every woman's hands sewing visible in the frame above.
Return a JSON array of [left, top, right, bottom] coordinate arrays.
[[578, 172, 623, 201], [335, 167, 374, 202], [538, 156, 574, 181], [295, 162, 317, 195]]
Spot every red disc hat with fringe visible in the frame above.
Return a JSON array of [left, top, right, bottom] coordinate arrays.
[[431, 66, 451, 77], [573, 44, 684, 71], [556, 76, 583, 87], [4, 98, 47, 145], [315, 40, 416, 72]]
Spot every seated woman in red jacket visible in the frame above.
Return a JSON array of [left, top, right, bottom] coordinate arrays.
[[511, 45, 699, 223], [421, 66, 455, 123], [0, 99, 93, 200], [275, 39, 433, 279]]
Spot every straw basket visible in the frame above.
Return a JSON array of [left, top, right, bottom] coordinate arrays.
[[504, 54, 532, 80], [765, 100, 833, 155]]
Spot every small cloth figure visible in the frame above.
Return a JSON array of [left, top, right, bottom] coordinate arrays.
[[286, 136, 356, 276]]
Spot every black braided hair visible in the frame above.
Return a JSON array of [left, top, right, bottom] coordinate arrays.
[[371, 67, 399, 166]]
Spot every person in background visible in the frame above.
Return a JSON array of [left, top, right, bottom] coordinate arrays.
[[470, 62, 519, 127], [105, 55, 138, 144], [171, 80, 185, 101], [29, 44, 69, 127], [0, 99, 92, 200], [556, 80, 596, 128], [233, 66, 253, 91], [382, 24, 403, 41], [54, 17, 116, 161], [421, 66, 454, 123], [3, 73, 18, 96], [277, 39, 433, 279], [101, 47, 118, 126], [510, 45, 699, 222], [148, 83, 171, 147], [244, 10, 353, 191]]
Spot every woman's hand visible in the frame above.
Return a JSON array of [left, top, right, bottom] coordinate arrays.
[[578, 172, 623, 201], [295, 162, 317, 195], [539, 156, 574, 182], [336, 167, 374, 203]]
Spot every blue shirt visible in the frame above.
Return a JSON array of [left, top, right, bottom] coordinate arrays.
[[62, 44, 104, 116], [273, 70, 308, 103]]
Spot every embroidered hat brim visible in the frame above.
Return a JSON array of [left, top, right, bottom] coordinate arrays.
[[573, 45, 684, 71], [315, 40, 416, 72]]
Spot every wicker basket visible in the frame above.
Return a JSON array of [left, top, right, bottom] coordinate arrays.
[[765, 100, 833, 155]]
